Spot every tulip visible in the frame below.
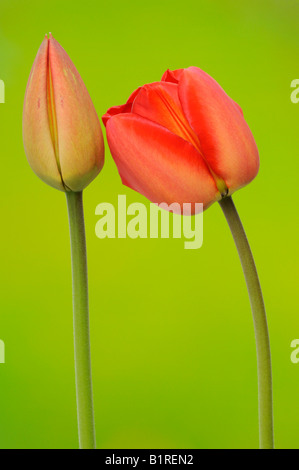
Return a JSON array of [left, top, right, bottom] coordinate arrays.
[[23, 34, 104, 449], [23, 33, 104, 192], [103, 67, 259, 214], [103, 67, 273, 449]]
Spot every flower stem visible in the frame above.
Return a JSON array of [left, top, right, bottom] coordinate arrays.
[[218, 195, 274, 449], [66, 190, 96, 449]]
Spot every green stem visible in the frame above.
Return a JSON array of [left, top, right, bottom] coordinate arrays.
[[218, 196, 274, 449], [66, 190, 96, 449]]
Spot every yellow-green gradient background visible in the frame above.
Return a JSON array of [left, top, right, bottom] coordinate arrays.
[[0, 0, 298, 449]]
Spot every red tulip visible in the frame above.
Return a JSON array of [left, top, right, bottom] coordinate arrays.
[[23, 33, 104, 192], [102, 67, 259, 214]]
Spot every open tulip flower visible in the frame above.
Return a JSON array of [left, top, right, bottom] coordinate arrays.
[[103, 67, 259, 214], [103, 68, 274, 449]]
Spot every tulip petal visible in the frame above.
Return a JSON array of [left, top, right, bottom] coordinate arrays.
[[131, 82, 203, 155], [176, 67, 259, 192], [48, 34, 104, 191], [102, 88, 141, 126], [23, 36, 64, 191], [106, 113, 219, 213], [161, 68, 184, 84]]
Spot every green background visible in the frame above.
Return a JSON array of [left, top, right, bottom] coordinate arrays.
[[0, 0, 298, 449]]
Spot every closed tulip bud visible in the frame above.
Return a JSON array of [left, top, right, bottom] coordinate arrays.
[[103, 67, 259, 214], [23, 33, 104, 191]]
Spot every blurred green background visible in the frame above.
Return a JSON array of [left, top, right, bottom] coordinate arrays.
[[0, 0, 299, 449]]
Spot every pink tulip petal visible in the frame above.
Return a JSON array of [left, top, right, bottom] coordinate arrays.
[[48, 34, 104, 191], [23, 36, 64, 191]]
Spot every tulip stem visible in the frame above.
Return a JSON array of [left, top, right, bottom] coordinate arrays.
[[66, 190, 96, 449], [218, 196, 273, 449]]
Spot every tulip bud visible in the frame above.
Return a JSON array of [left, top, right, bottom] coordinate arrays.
[[23, 33, 104, 191], [102, 67, 259, 214]]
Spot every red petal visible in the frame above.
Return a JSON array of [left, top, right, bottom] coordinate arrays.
[[178, 67, 259, 192], [106, 113, 219, 213], [102, 88, 141, 126], [131, 81, 203, 155], [161, 68, 184, 84]]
